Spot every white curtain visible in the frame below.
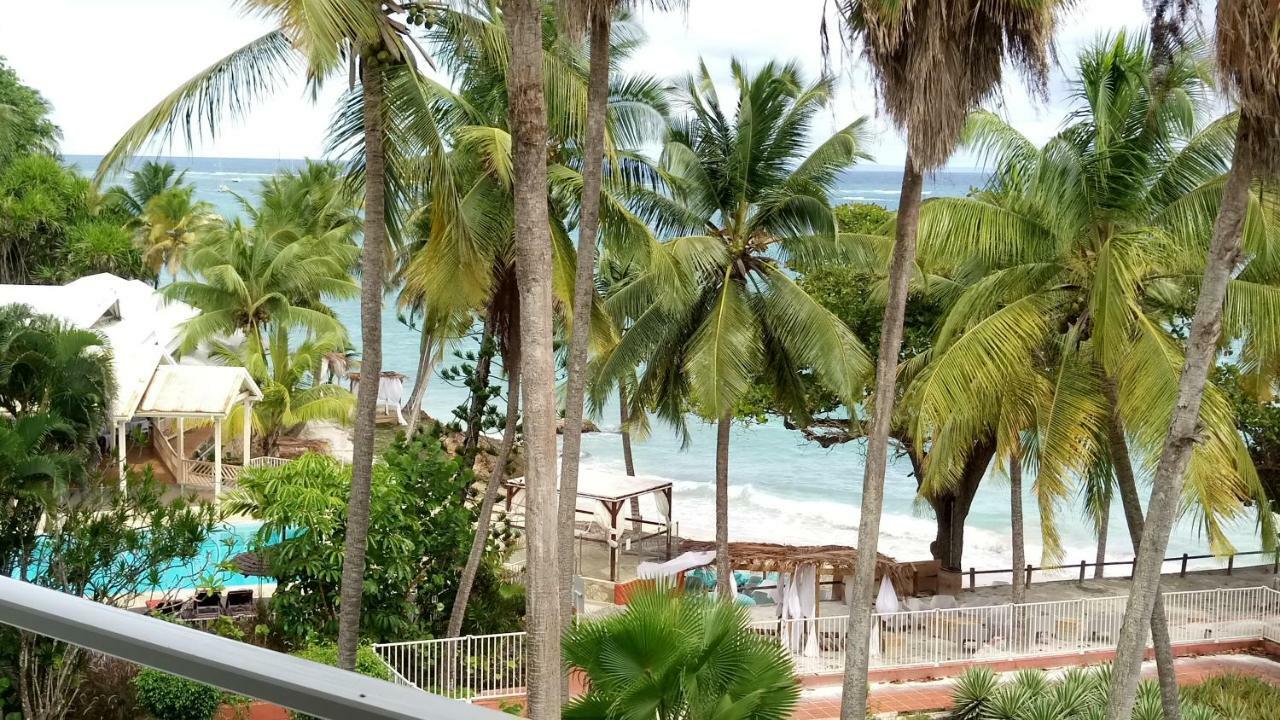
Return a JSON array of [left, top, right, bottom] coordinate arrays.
[[796, 564, 819, 657], [654, 490, 671, 521], [591, 501, 620, 548]]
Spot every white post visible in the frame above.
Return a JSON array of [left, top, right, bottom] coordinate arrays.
[[213, 419, 223, 502], [242, 401, 253, 465], [177, 417, 186, 488], [116, 421, 127, 491]]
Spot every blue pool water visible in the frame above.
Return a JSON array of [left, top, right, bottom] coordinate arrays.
[[18, 522, 271, 593]]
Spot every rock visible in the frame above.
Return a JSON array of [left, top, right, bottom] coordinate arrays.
[[555, 418, 601, 434]]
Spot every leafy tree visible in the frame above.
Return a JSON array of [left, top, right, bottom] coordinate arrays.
[[223, 431, 519, 644], [595, 59, 872, 593], [8, 475, 221, 720], [824, 0, 1068, 707], [209, 331, 355, 457], [97, 1, 454, 671], [1109, 0, 1280, 712], [563, 589, 800, 720], [164, 212, 358, 355], [103, 160, 189, 219], [1215, 365, 1280, 515], [0, 59, 58, 168], [66, 221, 147, 280], [137, 186, 215, 285]]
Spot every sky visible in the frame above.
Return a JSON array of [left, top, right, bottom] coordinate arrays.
[[0, 0, 1153, 168]]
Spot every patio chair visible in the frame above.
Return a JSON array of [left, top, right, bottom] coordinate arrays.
[[193, 591, 222, 620], [146, 598, 188, 618], [223, 589, 255, 616]]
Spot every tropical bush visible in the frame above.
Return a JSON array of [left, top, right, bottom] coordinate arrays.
[[562, 589, 800, 720], [132, 669, 224, 720], [1180, 673, 1280, 720], [946, 666, 1218, 720], [224, 430, 519, 643]]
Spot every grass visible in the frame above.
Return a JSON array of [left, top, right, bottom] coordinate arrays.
[[1180, 673, 1280, 720]]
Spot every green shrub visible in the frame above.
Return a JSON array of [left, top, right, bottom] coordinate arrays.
[[132, 668, 223, 720], [1181, 673, 1280, 720]]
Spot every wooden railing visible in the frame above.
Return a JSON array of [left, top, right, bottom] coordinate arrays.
[[150, 422, 289, 491]]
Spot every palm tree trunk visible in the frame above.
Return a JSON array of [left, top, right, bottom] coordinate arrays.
[[504, 1, 562, 715], [840, 155, 924, 720], [619, 384, 636, 476], [404, 326, 437, 437], [446, 360, 521, 638], [620, 384, 641, 534], [1009, 451, 1025, 605], [336, 52, 387, 672], [1093, 502, 1109, 579], [1105, 125, 1254, 719], [1102, 378, 1183, 720], [715, 410, 732, 597], [461, 312, 497, 465], [558, 9, 612, 633]]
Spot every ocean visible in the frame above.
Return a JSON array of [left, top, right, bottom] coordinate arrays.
[[68, 155, 1264, 581]]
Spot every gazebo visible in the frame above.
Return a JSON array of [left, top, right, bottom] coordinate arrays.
[[130, 365, 264, 498], [504, 472, 674, 581], [675, 540, 912, 611]]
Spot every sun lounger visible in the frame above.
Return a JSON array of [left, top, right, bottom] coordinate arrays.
[[223, 589, 255, 616], [193, 591, 222, 620], [146, 598, 189, 618]]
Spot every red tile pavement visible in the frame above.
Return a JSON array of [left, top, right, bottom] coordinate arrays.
[[794, 653, 1280, 718]]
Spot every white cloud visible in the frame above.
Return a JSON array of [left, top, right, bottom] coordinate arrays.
[[0, 0, 1154, 166]]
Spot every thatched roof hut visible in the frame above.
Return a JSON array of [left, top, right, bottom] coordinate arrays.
[[679, 540, 912, 592]]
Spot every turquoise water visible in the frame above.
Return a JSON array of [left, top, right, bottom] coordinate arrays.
[[18, 522, 266, 592], [67, 156, 1265, 581]]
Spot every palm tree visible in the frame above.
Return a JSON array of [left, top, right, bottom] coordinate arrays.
[[823, 0, 1064, 711], [503, 0, 563, 711], [562, 589, 800, 720], [138, 186, 215, 285], [209, 331, 356, 456], [596, 60, 872, 595], [1106, 1, 1280, 714], [398, 1, 662, 642], [909, 35, 1279, 717], [94, 0, 448, 670], [104, 160, 189, 218], [164, 216, 358, 355], [554, 0, 682, 640]]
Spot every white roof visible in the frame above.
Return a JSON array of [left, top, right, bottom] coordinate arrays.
[[506, 470, 672, 503], [135, 365, 263, 418], [0, 274, 202, 421]]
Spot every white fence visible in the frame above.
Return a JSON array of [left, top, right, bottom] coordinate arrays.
[[151, 423, 290, 489], [375, 585, 1280, 701]]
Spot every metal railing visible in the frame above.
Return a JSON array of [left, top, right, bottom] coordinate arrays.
[[376, 585, 1280, 699], [0, 576, 505, 720], [376, 632, 527, 700]]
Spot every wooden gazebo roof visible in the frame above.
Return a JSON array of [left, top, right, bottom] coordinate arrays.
[[680, 540, 912, 589]]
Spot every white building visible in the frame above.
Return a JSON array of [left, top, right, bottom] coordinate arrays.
[[0, 273, 263, 497]]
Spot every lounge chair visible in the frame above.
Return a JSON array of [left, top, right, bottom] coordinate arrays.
[[147, 598, 189, 618], [193, 591, 222, 620], [223, 589, 255, 616]]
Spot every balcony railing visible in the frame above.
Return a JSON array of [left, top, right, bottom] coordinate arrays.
[[0, 576, 507, 720], [376, 585, 1280, 700]]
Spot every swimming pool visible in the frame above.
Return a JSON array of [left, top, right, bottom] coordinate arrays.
[[17, 522, 274, 593]]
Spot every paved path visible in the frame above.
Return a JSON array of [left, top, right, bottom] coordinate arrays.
[[791, 653, 1280, 718]]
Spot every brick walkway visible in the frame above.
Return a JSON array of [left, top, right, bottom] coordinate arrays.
[[792, 653, 1280, 718]]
